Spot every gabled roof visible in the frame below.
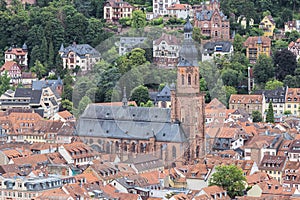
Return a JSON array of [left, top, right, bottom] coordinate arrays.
[[156, 85, 171, 102], [153, 33, 181, 46], [5, 47, 27, 55], [1, 61, 21, 72], [254, 87, 287, 103], [77, 104, 188, 143], [203, 41, 233, 53], [229, 94, 263, 104], [60, 43, 100, 58], [32, 79, 63, 90], [243, 36, 271, 47], [166, 4, 191, 10]]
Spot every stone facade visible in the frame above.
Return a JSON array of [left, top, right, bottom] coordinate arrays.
[[153, 33, 181, 69], [194, 0, 230, 40], [243, 36, 271, 64], [171, 18, 205, 160], [104, 0, 134, 22]]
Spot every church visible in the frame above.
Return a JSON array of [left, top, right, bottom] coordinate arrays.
[[76, 18, 205, 166]]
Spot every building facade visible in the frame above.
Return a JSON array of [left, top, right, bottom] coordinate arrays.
[[153, 33, 181, 69], [243, 36, 271, 64], [119, 37, 147, 55], [202, 41, 233, 61], [59, 43, 100, 72], [4, 44, 28, 68], [259, 15, 276, 37], [285, 88, 300, 116], [166, 4, 193, 19], [229, 94, 266, 117], [0, 61, 22, 84], [153, 0, 179, 17], [170, 18, 206, 160], [194, 0, 230, 40], [288, 39, 300, 61], [104, 0, 134, 22]]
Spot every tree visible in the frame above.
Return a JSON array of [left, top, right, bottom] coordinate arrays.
[[223, 86, 237, 107], [0, 71, 11, 95], [31, 60, 46, 79], [252, 110, 263, 122], [283, 75, 298, 88], [284, 110, 292, 115], [253, 54, 274, 86], [265, 79, 284, 90], [221, 69, 242, 88], [233, 33, 245, 52], [131, 10, 146, 29], [130, 85, 150, 106], [76, 96, 92, 117], [40, 36, 48, 66], [209, 165, 246, 198], [274, 49, 297, 81], [48, 39, 54, 70], [266, 101, 275, 123], [192, 27, 202, 43], [61, 99, 73, 112]]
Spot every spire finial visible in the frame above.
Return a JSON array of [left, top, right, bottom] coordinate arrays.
[[122, 87, 128, 107]]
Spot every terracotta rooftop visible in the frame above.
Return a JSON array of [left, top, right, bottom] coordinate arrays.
[[286, 88, 300, 103], [243, 36, 271, 47], [57, 110, 74, 120], [0, 61, 21, 72], [153, 33, 181, 46], [167, 3, 191, 10], [229, 94, 263, 104], [5, 47, 27, 55]]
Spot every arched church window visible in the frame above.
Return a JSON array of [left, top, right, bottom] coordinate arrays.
[[188, 74, 191, 85], [195, 74, 197, 85], [181, 74, 184, 85], [172, 146, 176, 159]]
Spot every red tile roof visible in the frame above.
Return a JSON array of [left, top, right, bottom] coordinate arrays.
[[0, 61, 21, 72], [167, 4, 191, 10], [5, 47, 27, 56], [229, 94, 263, 104]]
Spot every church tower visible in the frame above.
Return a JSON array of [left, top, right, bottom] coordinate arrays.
[[171, 17, 205, 160]]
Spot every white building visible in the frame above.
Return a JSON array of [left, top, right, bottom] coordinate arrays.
[[59, 43, 101, 72], [153, 0, 179, 17], [166, 4, 193, 19], [284, 20, 300, 33], [4, 44, 28, 67], [118, 37, 147, 55], [202, 41, 234, 62], [288, 39, 300, 61], [153, 33, 181, 68]]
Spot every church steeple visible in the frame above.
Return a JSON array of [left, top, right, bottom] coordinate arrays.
[[171, 17, 205, 160], [176, 17, 200, 95], [178, 16, 199, 67]]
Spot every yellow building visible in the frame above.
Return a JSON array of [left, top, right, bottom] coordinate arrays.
[[259, 155, 287, 184], [285, 88, 300, 116], [243, 36, 271, 64], [259, 15, 276, 37]]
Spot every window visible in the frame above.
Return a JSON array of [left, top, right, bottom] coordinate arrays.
[[188, 75, 191, 85], [181, 74, 184, 85]]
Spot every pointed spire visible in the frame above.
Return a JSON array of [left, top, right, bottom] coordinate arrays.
[[59, 43, 64, 52], [184, 15, 193, 33], [22, 42, 27, 50], [122, 87, 128, 107]]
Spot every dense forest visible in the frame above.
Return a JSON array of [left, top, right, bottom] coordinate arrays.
[[1, 0, 300, 114], [0, 0, 110, 72]]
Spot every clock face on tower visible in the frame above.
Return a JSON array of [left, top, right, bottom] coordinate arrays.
[[186, 67, 194, 74]]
